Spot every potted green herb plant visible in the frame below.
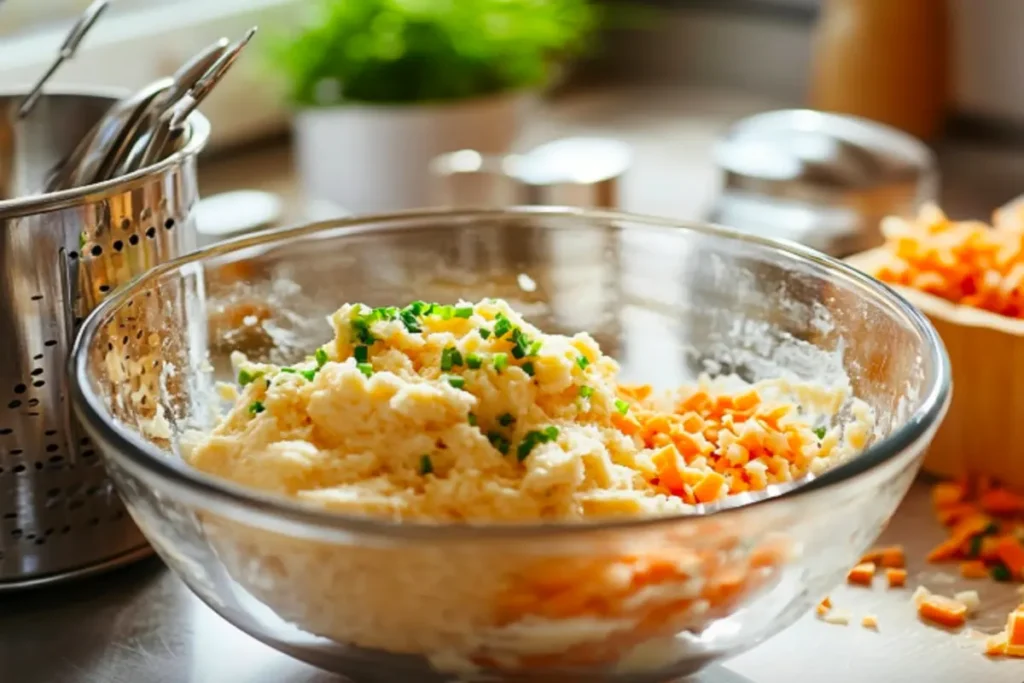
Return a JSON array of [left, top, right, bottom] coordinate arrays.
[[273, 0, 600, 214]]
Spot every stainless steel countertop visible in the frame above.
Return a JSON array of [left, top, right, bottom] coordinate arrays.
[[6, 86, 1024, 682], [2, 482, 1022, 683]]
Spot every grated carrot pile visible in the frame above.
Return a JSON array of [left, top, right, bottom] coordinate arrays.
[[618, 384, 843, 505], [870, 203, 1024, 318]]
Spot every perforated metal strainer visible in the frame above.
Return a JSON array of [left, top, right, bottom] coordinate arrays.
[[0, 88, 209, 590]]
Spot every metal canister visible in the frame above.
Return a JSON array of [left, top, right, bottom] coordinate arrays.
[[709, 109, 939, 257]]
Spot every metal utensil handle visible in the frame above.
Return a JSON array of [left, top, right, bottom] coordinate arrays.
[[138, 27, 258, 168], [18, 0, 110, 118]]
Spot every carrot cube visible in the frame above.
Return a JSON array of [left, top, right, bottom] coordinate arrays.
[[979, 488, 1024, 515], [917, 595, 968, 628], [926, 538, 961, 563], [1008, 610, 1024, 647], [996, 537, 1024, 580], [847, 562, 876, 586], [932, 481, 966, 508], [960, 560, 988, 579], [985, 632, 1008, 657], [693, 471, 726, 503], [886, 568, 907, 588], [879, 545, 906, 568]]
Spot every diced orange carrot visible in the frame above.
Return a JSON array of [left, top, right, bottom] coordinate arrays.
[[611, 410, 642, 436], [932, 481, 967, 508], [861, 614, 879, 629], [1007, 610, 1024, 647], [847, 562, 876, 586], [985, 632, 1008, 657], [692, 471, 726, 503], [815, 598, 831, 617], [878, 546, 906, 569], [936, 503, 977, 526], [886, 568, 907, 588], [731, 389, 760, 412], [819, 596, 832, 610], [918, 595, 968, 628], [996, 537, 1024, 580], [950, 514, 993, 546], [640, 415, 672, 440], [927, 538, 962, 563], [860, 548, 883, 564], [980, 488, 1024, 515], [651, 445, 685, 494], [960, 560, 988, 579], [980, 536, 1002, 561]]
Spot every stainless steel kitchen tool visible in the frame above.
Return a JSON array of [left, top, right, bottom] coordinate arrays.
[[133, 27, 257, 171], [48, 78, 174, 191], [0, 88, 210, 590], [18, 0, 110, 118], [430, 137, 632, 209], [110, 37, 231, 178], [708, 109, 939, 257]]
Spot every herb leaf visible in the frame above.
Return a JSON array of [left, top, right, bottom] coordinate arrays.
[[419, 454, 434, 475]]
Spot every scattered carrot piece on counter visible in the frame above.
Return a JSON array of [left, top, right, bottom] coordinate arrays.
[[860, 545, 905, 568], [1007, 610, 1024, 657], [847, 562, 876, 586], [815, 596, 832, 616], [886, 568, 907, 588], [960, 560, 989, 580], [861, 614, 879, 630], [996, 537, 1024, 581], [917, 594, 968, 629]]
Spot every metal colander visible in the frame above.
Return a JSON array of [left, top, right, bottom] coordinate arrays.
[[0, 88, 209, 589]]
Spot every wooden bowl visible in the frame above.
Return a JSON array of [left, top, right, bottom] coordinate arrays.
[[847, 248, 1024, 490]]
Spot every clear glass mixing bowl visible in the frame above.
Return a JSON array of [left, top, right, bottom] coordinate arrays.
[[70, 208, 950, 682]]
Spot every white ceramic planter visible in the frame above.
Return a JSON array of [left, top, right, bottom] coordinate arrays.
[[293, 92, 533, 215]]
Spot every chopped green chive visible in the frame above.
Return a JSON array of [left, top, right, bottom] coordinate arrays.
[[419, 454, 433, 475], [447, 376, 466, 389], [466, 353, 483, 369], [576, 355, 590, 370], [516, 426, 560, 461], [493, 353, 508, 372], [351, 316, 376, 345], [237, 369, 262, 386], [301, 369, 317, 382], [528, 340, 543, 356], [441, 347, 463, 371], [579, 386, 594, 398], [478, 328, 491, 339], [468, 412, 478, 426], [493, 314, 512, 339], [968, 535, 983, 558], [248, 401, 265, 415], [400, 309, 421, 333], [813, 426, 827, 440], [315, 348, 329, 367], [356, 362, 374, 378], [373, 306, 398, 321], [521, 362, 535, 377], [983, 522, 1000, 536], [991, 563, 1012, 582], [407, 300, 430, 315], [454, 306, 474, 319], [488, 431, 510, 455], [353, 345, 369, 363], [614, 399, 630, 415], [498, 413, 515, 427], [436, 305, 455, 320], [279, 367, 297, 374]]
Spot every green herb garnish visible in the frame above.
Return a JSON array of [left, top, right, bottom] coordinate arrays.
[[454, 306, 474, 319], [498, 412, 515, 426], [356, 362, 374, 378], [279, 367, 297, 374], [521, 361, 535, 377], [441, 347, 464, 371], [488, 431, 510, 455], [237, 369, 262, 387], [466, 353, 483, 369], [248, 401, 265, 414], [579, 385, 594, 398], [350, 314, 376, 345], [614, 399, 630, 415], [516, 426, 560, 461], [478, 328, 492, 339], [447, 376, 466, 389], [813, 426, 827, 440], [968, 535, 983, 558], [400, 309, 421, 333], [301, 369, 317, 381], [991, 563, 1013, 582], [436, 305, 456, 320], [576, 355, 590, 370], [468, 412, 478, 426], [353, 345, 369, 363], [493, 314, 512, 339], [493, 353, 508, 372], [419, 454, 434, 475]]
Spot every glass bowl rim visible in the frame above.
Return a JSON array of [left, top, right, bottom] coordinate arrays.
[[69, 206, 951, 540]]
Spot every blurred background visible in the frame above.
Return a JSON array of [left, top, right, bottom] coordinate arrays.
[[2, 0, 1024, 246]]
